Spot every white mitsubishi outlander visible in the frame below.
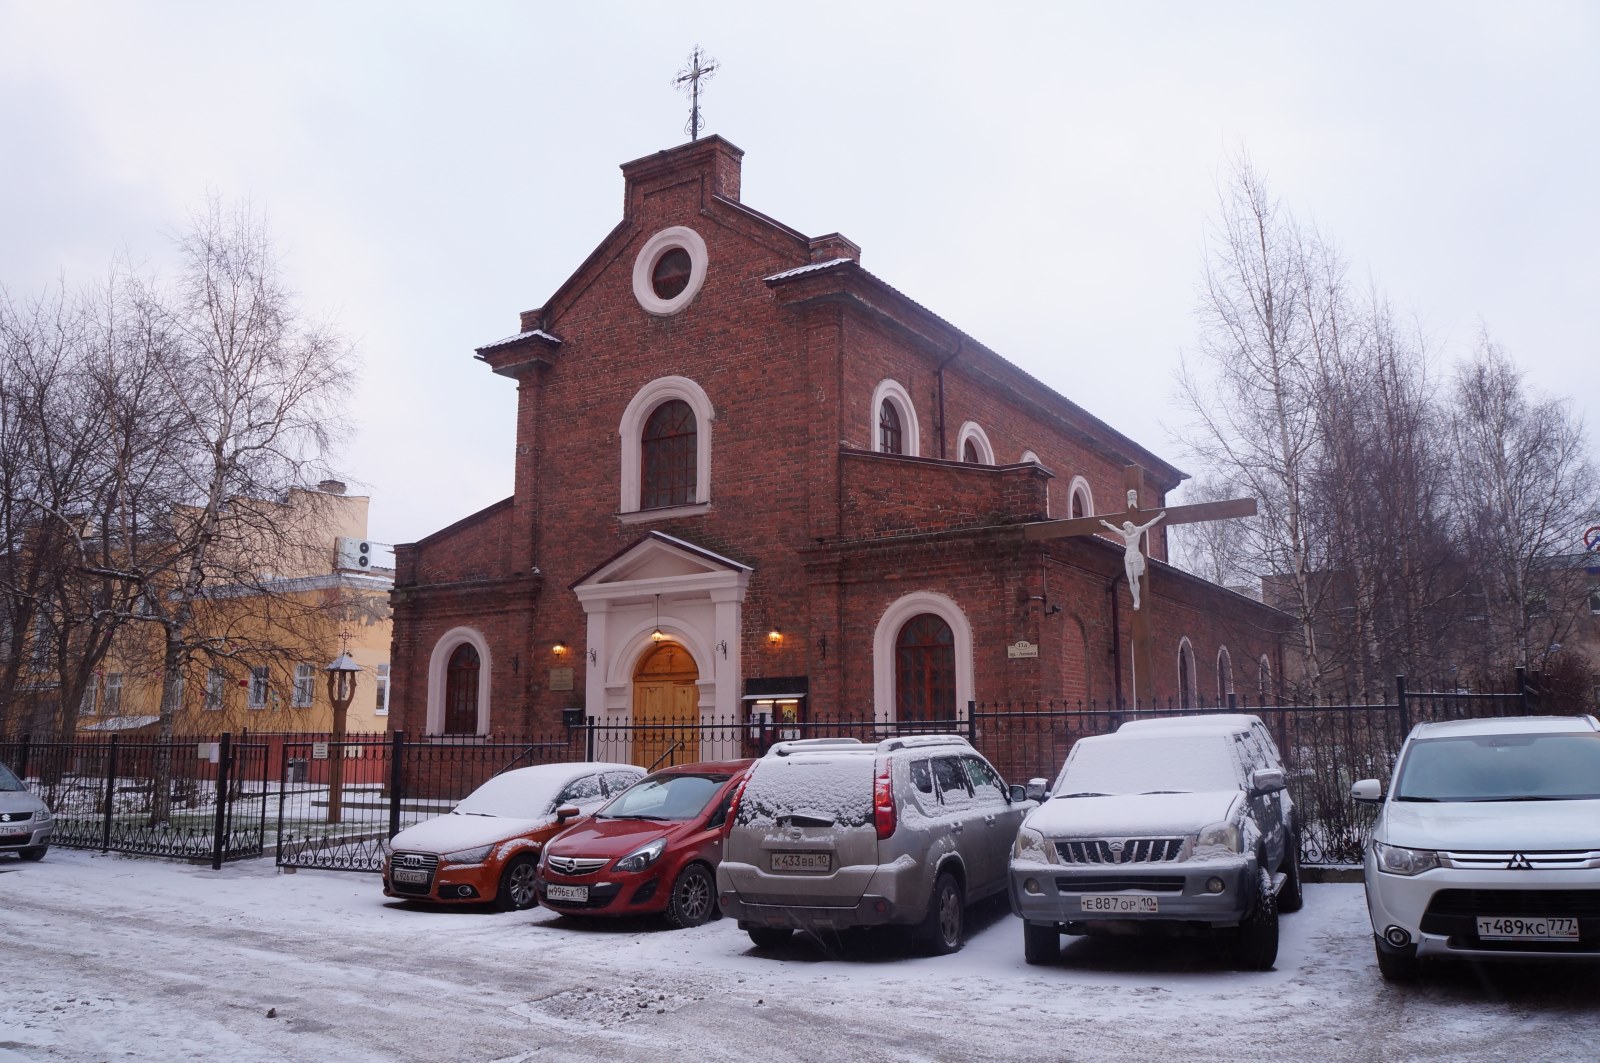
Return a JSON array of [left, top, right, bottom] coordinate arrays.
[[1354, 714, 1600, 981]]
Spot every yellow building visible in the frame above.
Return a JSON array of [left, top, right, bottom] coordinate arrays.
[[76, 483, 394, 738]]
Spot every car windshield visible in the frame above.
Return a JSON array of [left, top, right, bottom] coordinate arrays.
[[0, 762, 22, 791], [1057, 735, 1240, 796], [453, 769, 572, 819], [598, 772, 727, 821], [1394, 732, 1600, 802]]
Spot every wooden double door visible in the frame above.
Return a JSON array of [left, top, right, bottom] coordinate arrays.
[[632, 642, 701, 770]]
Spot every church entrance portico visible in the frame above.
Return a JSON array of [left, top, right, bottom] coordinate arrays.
[[572, 532, 751, 765]]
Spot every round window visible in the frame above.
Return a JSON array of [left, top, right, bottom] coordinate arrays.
[[651, 248, 693, 300], [632, 226, 708, 316]]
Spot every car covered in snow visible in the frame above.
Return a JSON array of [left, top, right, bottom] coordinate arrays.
[[0, 758, 53, 861], [1009, 716, 1301, 969], [536, 759, 754, 928], [383, 761, 643, 910], [716, 736, 1033, 954], [1354, 714, 1600, 981]]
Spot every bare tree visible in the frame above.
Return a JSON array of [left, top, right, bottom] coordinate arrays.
[[1177, 155, 1329, 694], [1449, 336, 1596, 676]]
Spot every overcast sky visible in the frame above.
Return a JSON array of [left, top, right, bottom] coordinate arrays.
[[2, 3, 1595, 546]]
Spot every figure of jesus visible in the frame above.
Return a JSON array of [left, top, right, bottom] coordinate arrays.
[[1100, 511, 1166, 610]]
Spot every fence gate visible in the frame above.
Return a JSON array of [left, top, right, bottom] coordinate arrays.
[[2, 732, 269, 868]]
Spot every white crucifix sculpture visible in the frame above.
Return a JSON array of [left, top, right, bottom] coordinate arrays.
[[1024, 465, 1256, 706], [1099, 511, 1167, 611]]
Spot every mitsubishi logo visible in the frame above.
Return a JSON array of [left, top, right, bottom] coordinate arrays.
[[1507, 853, 1534, 870]]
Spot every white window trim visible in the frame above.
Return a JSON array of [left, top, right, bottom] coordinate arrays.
[[632, 226, 708, 316], [955, 421, 995, 465], [1217, 646, 1234, 704], [205, 669, 225, 711], [248, 666, 270, 709], [105, 673, 123, 715], [870, 379, 920, 456], [619, 375, 714, 515], [872, 591, 975, 725], [374, 663, 390, 716], [292, 663, 315, 708], [1068, 475, 1094, 517], [1019, 450, 1040, 465], [427, 626, 492, 736], [1177, 637, 1196, 709], [1258, 655, 1273, 700]]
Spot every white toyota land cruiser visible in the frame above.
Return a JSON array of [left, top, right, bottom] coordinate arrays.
[[1009, 714, 1301, 970]]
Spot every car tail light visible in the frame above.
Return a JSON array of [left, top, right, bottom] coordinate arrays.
[[724, 772, 751, 833], [873, 757, 896, 840]]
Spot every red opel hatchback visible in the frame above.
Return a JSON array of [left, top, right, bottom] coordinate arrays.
[[536, 759, 754, 928]]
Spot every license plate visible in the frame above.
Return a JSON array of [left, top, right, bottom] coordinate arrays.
[[1476, 915, 1579, 940], [546, 884, 589, 902], [393, 868, 430, 884], [1080, 894, 1160, 914], [770, 852, 830, 872]]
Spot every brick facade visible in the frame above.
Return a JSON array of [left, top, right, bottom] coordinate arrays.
[[389, 136, 1292, 738]]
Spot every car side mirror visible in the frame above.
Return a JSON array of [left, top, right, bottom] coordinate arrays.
[[1350, 779, 1383, 803], [1249, 767, 1287, 797], [1008, 784, 1027, 804], [555, 805, 582, 824], [1025, 778, 1050, 802]]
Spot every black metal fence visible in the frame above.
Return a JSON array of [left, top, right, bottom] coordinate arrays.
[[2, 674, 1541, 873], [0, 732, 270, 867], [275, 731, 585, 873]]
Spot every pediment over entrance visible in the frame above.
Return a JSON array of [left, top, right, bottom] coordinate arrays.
[[571, 531, 752, 593]]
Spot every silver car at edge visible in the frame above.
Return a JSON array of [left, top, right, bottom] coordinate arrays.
[[716, 735, 1034, 954], [0, 759, 54, 861]]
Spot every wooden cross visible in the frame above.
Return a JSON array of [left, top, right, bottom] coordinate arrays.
[[1023, 466, 1256, 707], [674, 46, 719, 142]]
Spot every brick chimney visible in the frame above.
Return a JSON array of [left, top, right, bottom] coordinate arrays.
[[620, 135, 744, 217]]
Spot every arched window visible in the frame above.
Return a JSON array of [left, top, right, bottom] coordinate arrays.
[[642, 399, 697, 509], [1068, 476, 1093, 519], [1217, 646, 1235, 707], [1177, 638, 1196, 710], [879, 400, 904, 455], [896, 613, 956, 722], [870, 380, 919, 456], [444, 643, 480, 734], [618, 376, 713, 515], [955, 421, 994, 465]]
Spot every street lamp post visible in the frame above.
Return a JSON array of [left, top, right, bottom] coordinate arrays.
[[324, 651, 361, 824]]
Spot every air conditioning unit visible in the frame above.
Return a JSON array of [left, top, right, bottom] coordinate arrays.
[[336, 537, 395, 572]]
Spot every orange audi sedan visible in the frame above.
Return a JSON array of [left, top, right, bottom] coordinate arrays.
[[383, 761, 643, 910]]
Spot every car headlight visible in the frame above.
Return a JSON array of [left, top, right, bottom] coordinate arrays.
[[1196, 822, 1242, 854], [1013, 825, 1054, 863], [614, 837, 667, 874], [442, 844, 495, 864], [1374, 841, 1440, 876], [36, 808, 53, 824]]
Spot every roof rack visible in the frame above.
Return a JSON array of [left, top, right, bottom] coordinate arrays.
[[767, 737, 866, 758], [874, 734, 973, 753]]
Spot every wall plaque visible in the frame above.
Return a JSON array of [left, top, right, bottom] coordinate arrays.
[[548, 667, 575, 691], [1007, 640, 1039, 659]]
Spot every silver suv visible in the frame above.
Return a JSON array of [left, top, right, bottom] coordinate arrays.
[[716, 735, 1033, 954], [1010, 715, 1301, 970]]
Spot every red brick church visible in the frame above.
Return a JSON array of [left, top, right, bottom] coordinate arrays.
[[388, 135, 1290, 744]]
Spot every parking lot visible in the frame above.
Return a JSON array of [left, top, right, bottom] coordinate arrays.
[[6, 850, 1600, 1062]]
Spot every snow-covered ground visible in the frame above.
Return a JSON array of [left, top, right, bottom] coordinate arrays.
[[6, 850, 1599, 1062]]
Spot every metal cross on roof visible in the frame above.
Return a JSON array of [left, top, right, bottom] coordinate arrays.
[[674, 46, 719, 141]]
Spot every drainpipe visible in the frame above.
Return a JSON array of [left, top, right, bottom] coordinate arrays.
[[1108, 576, 1124, 712], [935, 343, 963, 459]]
